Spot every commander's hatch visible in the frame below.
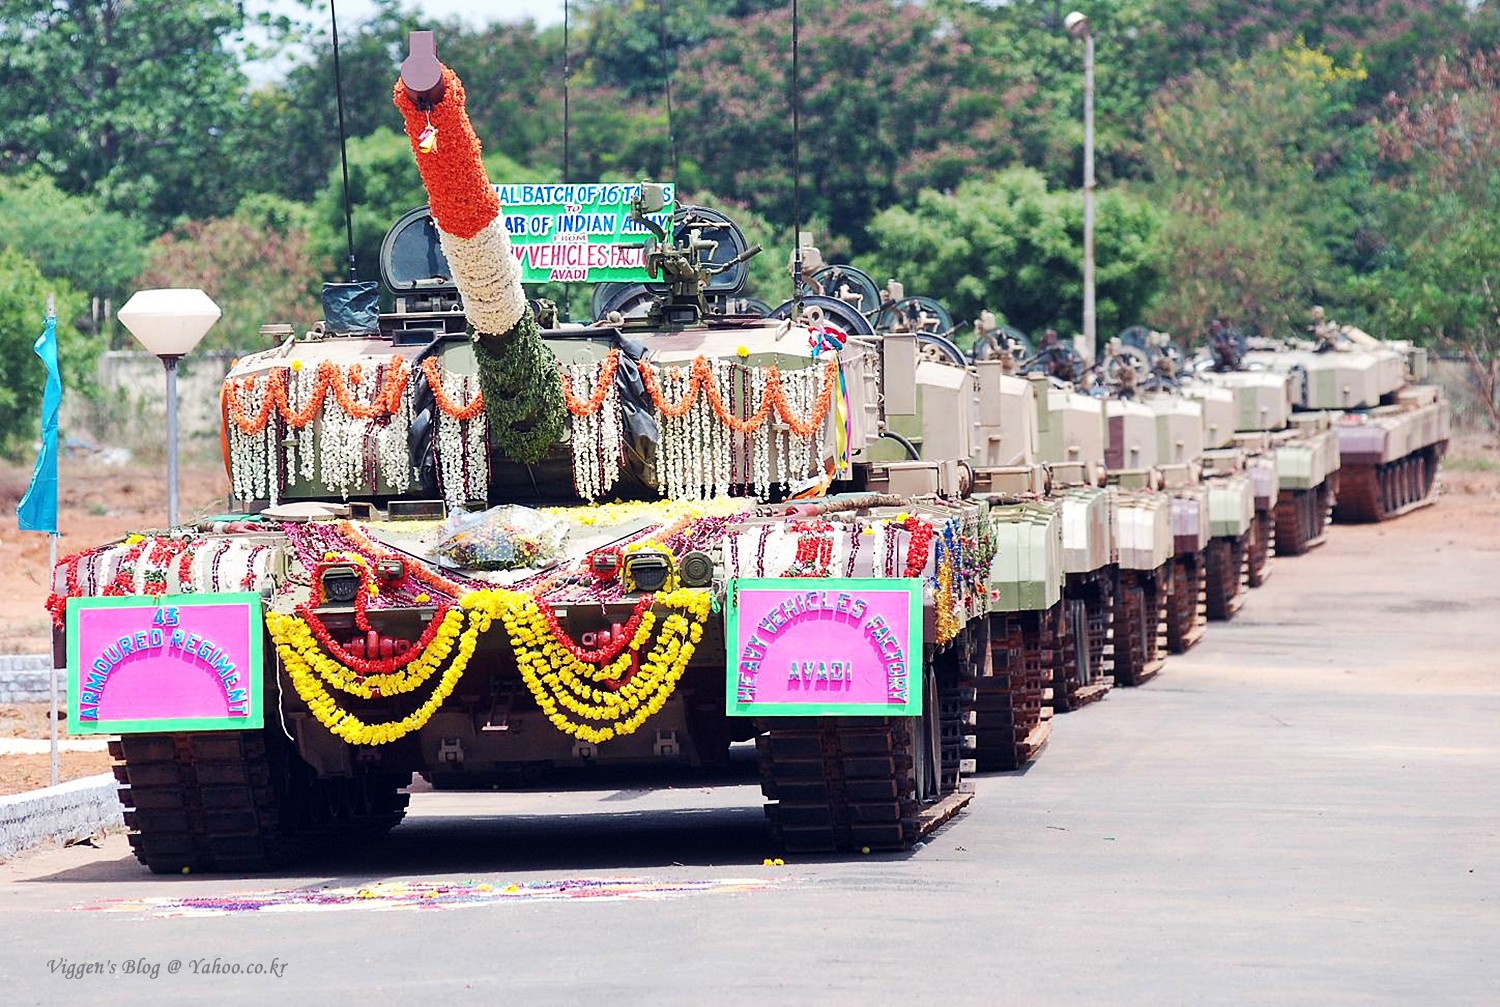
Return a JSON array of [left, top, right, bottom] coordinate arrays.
[[378, 206, 469, 345]]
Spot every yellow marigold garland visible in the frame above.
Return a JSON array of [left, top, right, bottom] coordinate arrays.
[[490, 587, 712, 746], [267, 607, 467, 699], [270, 605, 487, 747], [268, 588, 712, 748]]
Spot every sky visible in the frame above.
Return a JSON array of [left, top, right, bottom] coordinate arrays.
[[262, 0, 566, 31], [247, 1, 566, 81]]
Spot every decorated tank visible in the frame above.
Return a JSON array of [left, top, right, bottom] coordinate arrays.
[[48, 38, 1014, 871], [1242, 308, 1449, 524]]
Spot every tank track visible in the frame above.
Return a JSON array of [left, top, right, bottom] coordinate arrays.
[[965, 608, 1058, 770], [757, 720, 923, 853], [1166, 552, 1207, 654], [110, 729, 409, 874], [1332, 443, 1444, 523], [1204, 534, 1248, 621], [1057, 573, 1114, 712], [1273, 478, 1336, 556], [1246, 510, 1274, 588], [757, 644, 968, 853], [1112, 568, 1167, 686]]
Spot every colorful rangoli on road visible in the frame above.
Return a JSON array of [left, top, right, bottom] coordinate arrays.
[[75, 876, 781, 917]]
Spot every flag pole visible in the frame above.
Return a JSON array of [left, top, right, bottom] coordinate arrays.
[[49, 531, 59, 786], [44, 293, 60, 787]]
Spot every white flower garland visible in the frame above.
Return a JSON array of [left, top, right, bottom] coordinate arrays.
[[319, 364, 378, 499], [229, 377, 271, 504], [377, 382, 413, 495], [435, 369, 488, 514], [566, 357, 624, 501], [436, 218, 526, 336]]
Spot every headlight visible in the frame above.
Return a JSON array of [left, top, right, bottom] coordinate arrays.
[[320, 565, 363, 605]]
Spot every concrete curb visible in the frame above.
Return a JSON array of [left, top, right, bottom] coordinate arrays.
[[0, 773, 123, 861]]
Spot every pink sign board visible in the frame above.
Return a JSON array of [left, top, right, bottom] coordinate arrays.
[[67, 593, 264, 734], [725, 578, 923, 717]]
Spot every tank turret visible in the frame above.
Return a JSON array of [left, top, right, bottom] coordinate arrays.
[[1239, 307, 1449, 523]]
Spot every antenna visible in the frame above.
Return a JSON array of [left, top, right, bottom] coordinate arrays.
[[331, 0, 357, 281], [563, 1, 571, 183], [791, 0, 802, 303]]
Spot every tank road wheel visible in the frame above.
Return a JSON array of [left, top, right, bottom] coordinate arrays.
[[1204, 534, 1248, 621], [1056, 574, 1114, 712], [1335, 444, 1445, 523], [1166, 552, 1207, 654], [966, 610, 1053, 771], [1113, 568, 1169, 686], [758, 651, 954, 854], [1246, 510, 1274, 588], [1274, 486, 1330, 556], [110, 728, 409, 874]]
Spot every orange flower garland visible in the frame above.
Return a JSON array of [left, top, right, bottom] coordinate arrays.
[[223, 359, 411, 434], [639, 356, 837, 436], [391, 65, 498, 241], [227, 373, 278, 435], [420, 357, 486, 420], [558, 349, 621, 417], [638, 358, 705, 419]]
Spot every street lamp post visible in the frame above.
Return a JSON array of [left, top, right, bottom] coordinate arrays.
[[1064, 10, 1095, 365], [117, 289, 222, 528]]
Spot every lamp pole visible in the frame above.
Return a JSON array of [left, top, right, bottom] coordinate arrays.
[[1065, 11, 1096, 364], [163, 355, 182, 527], [117, 289, 221, 529]]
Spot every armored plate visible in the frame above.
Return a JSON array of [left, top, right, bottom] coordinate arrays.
[[986, 502, 1064, 613]]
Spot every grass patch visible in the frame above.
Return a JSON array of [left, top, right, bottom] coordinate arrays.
[[1447, 452, 1499, 473]]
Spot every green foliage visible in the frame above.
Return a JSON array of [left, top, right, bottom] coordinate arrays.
[[133, 207, 330, 353], [0, 172, 148, 310], [307, 127, 426, 283], [0, 249, 93, 449], [0, 1, 255, 228], [1142, 41, 1374, 339], [1356, 52, 1500, 351], [857, 168, 1163, 344], [676, 1, 1029, 252]]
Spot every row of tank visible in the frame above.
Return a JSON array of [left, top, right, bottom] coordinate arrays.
[[757, 254, 1449, 790], [85, 45, 1451, 869]]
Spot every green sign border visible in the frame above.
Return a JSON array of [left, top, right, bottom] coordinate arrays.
[[724, 577, 923, 718], [67, 593, 265, 735], [495, 182, 676, 284]]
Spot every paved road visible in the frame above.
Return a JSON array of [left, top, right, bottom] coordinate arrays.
[[2, 502, 1497, 1006]]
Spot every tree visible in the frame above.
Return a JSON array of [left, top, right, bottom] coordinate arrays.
[[0, 172, 148, 325], [0, 1, 258, 227], [674, 1, 1029, 252], [133, 203, 330, 353], [1359, 49, 1500, 408], [1142, 41, 1372, 339], [857, 168, 1163, 342], [1132, 1, 1492, 112], [0, 249, 91, 449]]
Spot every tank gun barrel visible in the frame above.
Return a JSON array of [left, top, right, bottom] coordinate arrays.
[[391, 31, 524, 338], [392, 31, 564, 464]]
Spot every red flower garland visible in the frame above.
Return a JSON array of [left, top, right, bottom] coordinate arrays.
[[295, 599, 454, 677], [901, 517, 934, 578], [537, 595, 655, 667]]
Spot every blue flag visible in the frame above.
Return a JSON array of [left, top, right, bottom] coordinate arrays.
[[17, 313, 61, 534]]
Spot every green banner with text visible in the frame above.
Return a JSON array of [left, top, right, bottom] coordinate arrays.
[[495, 183, 675, 284]]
